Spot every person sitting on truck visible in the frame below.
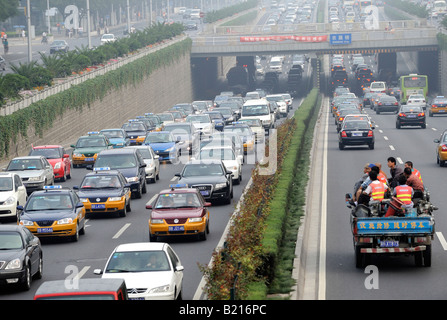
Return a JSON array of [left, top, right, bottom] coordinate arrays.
[[387, 156, 404, 188], [352, 163, 374, 203], [403, 167, 424, 199], [360, 171, 388, 205], [385, 175, 414, 217], [404, 161, 423, 183], [355, 165, 382, 203]]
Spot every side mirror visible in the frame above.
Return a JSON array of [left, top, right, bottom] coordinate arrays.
[[154, 155, 159, 159], [434, 139, 440, 143], [73, 186, 79, 190], [204, 202, 211, 207], [175, 265, 185, 272], [93, 269, 103, 275], [86, 165, 93, 170], [175, 173, 181, 177], [146, 204, 152, 209], [17, 205, 24, 211], [76, 202, 84, 209], [63, 154, 69, 158], [70, 145, 75, 148]]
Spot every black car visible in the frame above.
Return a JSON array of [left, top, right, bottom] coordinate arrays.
[[396, 105, 426, 129], [74, 168, 132, 217], [91, 148, 147, 198], [121, 120, 148, 145], [331, 70, 348, 89], [163, 122, 199, 155], [375, 95, 399, 114], [0, 225, 42, 291], [338, 119, 375, 150], [184, 20, 198, 30], [203, 111, 226, 131], [175, 160, 233, 204], [49, 40, 69, 54]]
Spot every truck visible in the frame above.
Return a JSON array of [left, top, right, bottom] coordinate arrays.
[[348, 192, 437, 268], [431, 0, 447, 18], [376, 52, 396, 84], [226, 65, 250, 95]]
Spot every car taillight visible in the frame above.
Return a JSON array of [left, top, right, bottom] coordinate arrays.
[[339, 117, 344, 122], [432, 104, 437, 108], [442, 145, 447, 151], [367, 130, 373, 137], [418, 112, 425, 117], [378, 103, 382, 105], [398, 113, 405, 117], [341, 131, 347, 137], [394, 102, 398, 105]]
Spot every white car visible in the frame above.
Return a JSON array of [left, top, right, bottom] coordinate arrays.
[[100, 33, 117, 44], [369, 81, 387, 94], [0, 172, 27, 222], [266, 94, 288, 116], [238, 118, 265, 144], [94, 242, 184, 300], [196, 146, 243, 184], [407, 94, 427, 109], [240, 99, 275, 130], [185, 114, 214, 136], [125, 145, 160, 183]]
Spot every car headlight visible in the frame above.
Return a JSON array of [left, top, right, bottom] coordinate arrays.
[[116, 142, 124, 146], [109, 196, 123, 201], [57, 218, 73, 225], [188, 217, 203, 223], [19, 220, 34, 226], [126, 176, 139, 183], [215, 183, 227, 189], [54, 162, 62, 169], [5, 258, 21, 270], [73, 153, 82, 157], [151, 219, 164, 224], [165, 146, 175, 152], [79, 198, 88, 203], [28, 176, 43, 182], [149, 285, 171, 294], [3, 196, 15, 206], [228, 166, 238, 171]]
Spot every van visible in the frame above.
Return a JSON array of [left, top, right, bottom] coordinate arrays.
[[245, 91, 261, 100], [191, 9, 201, 19], [268, 56, 283, 74], [34, 278, 128, 300], [240, 99, 275, 130], [369, 81, 387, 93]]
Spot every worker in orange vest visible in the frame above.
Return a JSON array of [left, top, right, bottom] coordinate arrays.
[[386, 175, 414, 217], [405, 161, 423, 183], [363, 170, 388, 202]]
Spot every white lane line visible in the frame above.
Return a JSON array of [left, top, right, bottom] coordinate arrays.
[[112, 223, 131, 239], [170, 176, 178, 181], [432, 128, 437, 131], [146, 194, 158, 207], [384, 136, 389, 141], [389, 145, 395, 150], [436, 232, 447, 251], [379, 129, 383, 133], [396, 157, 403, 164], [73, 266, 90, 280]]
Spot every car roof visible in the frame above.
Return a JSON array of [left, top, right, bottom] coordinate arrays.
[[114, 242, 166, 252], [159, 187, 199, 194], [12, 156, 44, 160], [32, 145, 62, 149], [34, 279, 126, 297], [98, 148, 137, 155], [85, 169, 123, 176], [0, 225, 25, 232], [185, 159, 224, 165]]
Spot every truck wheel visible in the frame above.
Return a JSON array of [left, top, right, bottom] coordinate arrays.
[[355, 245, 365, 268], [423, 245, 432, 267], [414, 251, 423, 267]]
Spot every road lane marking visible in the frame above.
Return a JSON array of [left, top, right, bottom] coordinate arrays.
[[396, 157, 403, 164], [389, 145, 395, 150], [384, 136, 388, 140], [170, 176, 178, 181], [73, 266, 90, 280], [146, 194, 158, 206], [112, 223, 131, 239], [436, 232, 447, 251], [432, 128, 437, 131]]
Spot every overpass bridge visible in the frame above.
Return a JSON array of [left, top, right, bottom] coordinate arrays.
[[191, 20, 438, 57]]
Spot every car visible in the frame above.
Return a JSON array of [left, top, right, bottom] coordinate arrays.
[[429, 96, 447, 117], [362, 92, 374, 108], [125, 145, 160, 183], [237, 118, 265, 144], [213, 95, 229, 108], [94, 242, 184, 300], [240, 99, 275, 130], [265, 94, 288, 116], [0, 55, 6, 71], [215, 107, 237, 124], [0, 225, 42, 291], [74, 168, 131, 217], [434, 129, 447, 166], [218, 101, 242, 120], [223, 122, 256, 154], [336, 108, 363, 132], [166, 110, 185, 123], [121, 120, 148, 145], [156, 113, 175, 126], [100, 33, 117, 44], [4, 156, 55, 194], [49, 40, 69, 54], [185, 114, 214, 136], [203, 111, 226, 131], [175, 160, 233, 204], [375, 95, 399, 114], [163, 122, 199, 155], [99, 128, 130, 148], [29, 145, 71, 182], [34, 278, 128, 300], [18, 185, 86, 242], [200, 134, 244, 161], [338, 119, 375, 150], [196, 146, 243, 184], [146, 185, 211, 241], [369, 81, 387, 94], [184, 20, 198, 30], [191, 101, 211, 113], [396, 105, 426, 129], [0, 172, 27, 222], [341, 114, 375, 131], [406, 94, 426, 108], [143, 114, 164, 131], [172, 103, 195, 116], [91, 148, 147, 199], [144, 131, 181, 163], [135, 116, 156, 131], [71, 132, 112, 167]]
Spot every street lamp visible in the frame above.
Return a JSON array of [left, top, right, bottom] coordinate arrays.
[[26, 0, 32, 63], [86, 0, 91, 49]]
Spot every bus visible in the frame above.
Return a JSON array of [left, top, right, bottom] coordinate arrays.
[[399, 74, 428, 104]]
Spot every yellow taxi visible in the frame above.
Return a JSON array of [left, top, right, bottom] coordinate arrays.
[[434, 129, 447, 166], [429, 96, 447, 117], [71, 132, 111, 167], [146, 185, 211, 241], [75, 168, 132, 217]]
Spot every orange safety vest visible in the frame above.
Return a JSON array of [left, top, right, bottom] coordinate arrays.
[[413, 168, 423, 183], [378, 172, 387, 185], [395, 185, 413, 205], [370, 181, 385, 201]]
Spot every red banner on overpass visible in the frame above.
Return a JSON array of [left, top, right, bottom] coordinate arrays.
[[239, 35, 328, 42]]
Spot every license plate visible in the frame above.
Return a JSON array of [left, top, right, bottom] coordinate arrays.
[[84, 158, 95, 162], [92, 204, 106, 209], [129, 297, 145, 300], [200, 190, 210, 196], [439, 110, 445, 113], [407, 115, 416, 118], [169, 226, 185, 232], [130, 139, 136, 143], [380, 240, 399, 248], [352, 132, 363, 137], [37, 228, 53, 233]]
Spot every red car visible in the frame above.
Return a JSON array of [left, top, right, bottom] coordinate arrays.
[[29, 145, 72, 181]]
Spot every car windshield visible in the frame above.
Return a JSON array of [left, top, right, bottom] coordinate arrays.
[[154, 192, 201, 209], [186, 115, 211, 123], [164, 125, 191, 134], [343, 121, 370, 130], [52, 41, 65, 46], [199, 148, 235, 160], [25, 194, 73, 211], [132, 148, 152, 159], [7, 159, 43, 171], [0, 177, 13, 191], [122, 123, 146, 132], [205, 113, 222, 120], [266, 96, 285, 102], [0, 232, 23, 250], [224, 126, 251, 136], [105, 251, 171, 273], [145, 133, 174, 144], [239, 119, 262, 127], [217, 108, 233, 116], [29, 148, 62, 159], [76, 137, 107, 148], [145, 116, 161, 125], [157, 114, 175, 121], [95, 154, 136, 169], [81, 175, 122, 189], [401, 106, 422, 112], [242, 105, 269, 116], [182, 163, 224, 177], [102, 34, 114, 40], [100, 130, 125, 139]]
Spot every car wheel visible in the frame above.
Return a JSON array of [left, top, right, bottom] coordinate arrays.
[[34, 255, 43, 280], [71, 224, 79, 242], [119, 202, 127, 217], [21, 264, 31, 291], [396, 122, 400, 129], [339, 142, 344, 150], [126, 199, 131, 212], [421, 123, 426, 129], [142, 181, 147, 194], [369, 143, 375, 150], [149, 232, 157, 242]]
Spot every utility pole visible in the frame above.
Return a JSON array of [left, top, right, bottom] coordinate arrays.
[[87, 0, 92, 48], [26, 0, 32, 63], [127, 0, 131, 34]]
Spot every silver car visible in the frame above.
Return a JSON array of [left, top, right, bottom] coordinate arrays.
[[125, 145, 160, 183], [4, 156, 54, 194]]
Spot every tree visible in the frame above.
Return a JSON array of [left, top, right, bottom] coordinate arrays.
[[0, 0, 19, 22]]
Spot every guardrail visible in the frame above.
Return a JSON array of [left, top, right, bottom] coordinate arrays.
[[0, 35, 187, 117]]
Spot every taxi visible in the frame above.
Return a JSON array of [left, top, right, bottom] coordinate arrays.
[[143, 113, 164, 131], [237, 118, 265, 144], [146, 185, 211, 241], [71, 132, 111, 167], [74, 168, 131, 217], [18, 186, 86, 242], [429, 96, 447, 117], [99, 128, 130, 148], [223, 122, 255, 154], [122, 120, 148, 145], [434, 129, 447, 166]]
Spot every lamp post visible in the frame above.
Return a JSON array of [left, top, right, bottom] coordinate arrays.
[[26, 0, 32, 63], [86, 0, 92, 48]]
